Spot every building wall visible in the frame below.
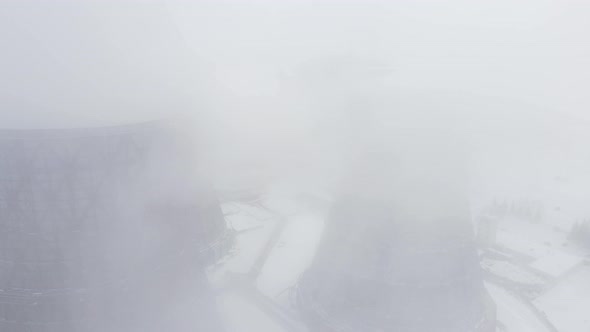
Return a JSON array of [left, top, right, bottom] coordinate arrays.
[[0, 123, 226, 332]]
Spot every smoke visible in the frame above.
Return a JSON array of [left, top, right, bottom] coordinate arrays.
[[2, 1, 590, 331], [3, 0, 590, 184]]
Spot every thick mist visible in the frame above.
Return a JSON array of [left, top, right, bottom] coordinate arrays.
[[2, 1, 590, 332]]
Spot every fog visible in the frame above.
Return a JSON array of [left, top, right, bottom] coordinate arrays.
[[1, 1, 590, 331]]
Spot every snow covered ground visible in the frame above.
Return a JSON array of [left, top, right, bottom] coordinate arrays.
[[486, 283, 553, 332], [534, 265, 590, 332], [483, 206, 590, 331], [207, 188, 589, 331]]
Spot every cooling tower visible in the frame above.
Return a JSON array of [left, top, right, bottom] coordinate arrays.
[[0, 122, 229, 332], [297, 130, 496, 332]]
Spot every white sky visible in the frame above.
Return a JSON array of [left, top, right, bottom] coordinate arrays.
[[2, 0, 590, 127]]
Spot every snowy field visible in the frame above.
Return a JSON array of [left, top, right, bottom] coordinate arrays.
[[204, 185, 590, 332]]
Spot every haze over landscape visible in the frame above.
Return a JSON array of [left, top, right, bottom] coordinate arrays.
[[1, 1, 590, 331]]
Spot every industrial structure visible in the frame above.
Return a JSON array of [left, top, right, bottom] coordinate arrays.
[[296, 130, 497, 332], [0, 122, 230, 332]]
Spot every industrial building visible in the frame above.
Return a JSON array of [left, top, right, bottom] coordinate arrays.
[[0, 122, 230, 332], [296, 130, 497, 332]]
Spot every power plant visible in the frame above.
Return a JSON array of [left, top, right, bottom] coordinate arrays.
[[296, 131, 497, 332], [0, 122, 230, 332], [5, 3, 587, 331]]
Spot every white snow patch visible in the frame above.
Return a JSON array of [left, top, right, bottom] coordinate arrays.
[[534, 265, 590, 332], [257, 214, 325, 299], [486, 283, 552, 332], [530, 252, 583, 278]]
